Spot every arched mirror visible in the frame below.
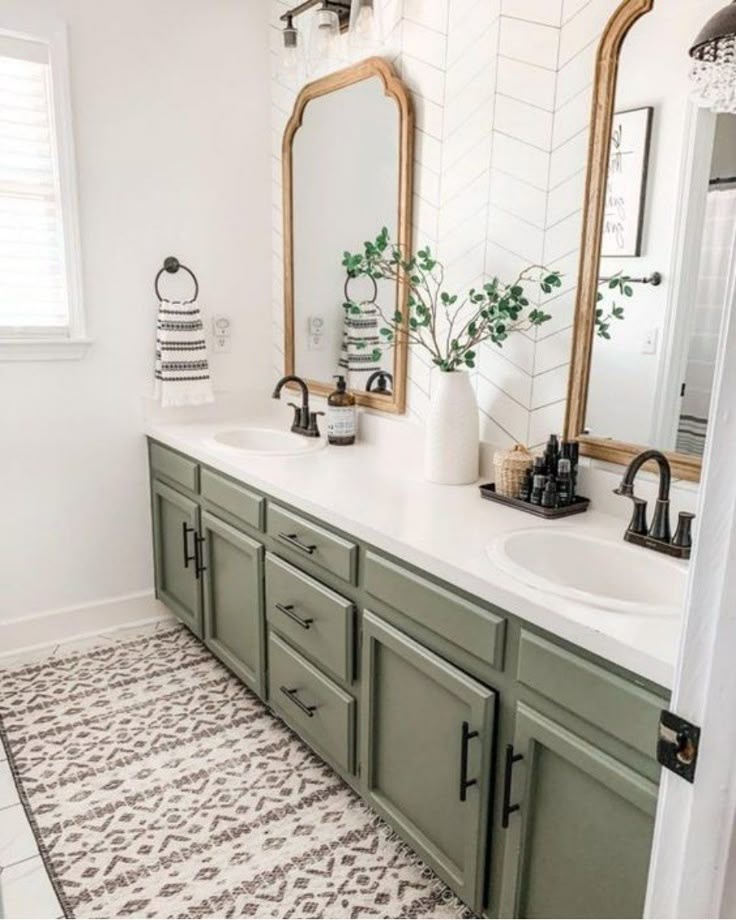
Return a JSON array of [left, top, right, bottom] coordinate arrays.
[[282, 57, 414, 413], [565, 0, 735, 481]]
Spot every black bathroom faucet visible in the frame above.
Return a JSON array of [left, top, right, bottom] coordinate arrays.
[[272, 375, 323, 438], [613, 449, 694, 559]]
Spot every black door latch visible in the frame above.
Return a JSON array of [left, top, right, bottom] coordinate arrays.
[[657, 709, 700, 783]]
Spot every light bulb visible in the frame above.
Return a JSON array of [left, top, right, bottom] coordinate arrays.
[[349, 0, 383, 48], [280, 16, 303, 79]]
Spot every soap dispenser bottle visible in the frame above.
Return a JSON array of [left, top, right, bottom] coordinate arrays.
[[327, 376, 357, 446]]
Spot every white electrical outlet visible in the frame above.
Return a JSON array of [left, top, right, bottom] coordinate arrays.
[[212, 315, 231, 354], [641, 327, 659, 355], [308, 314, 325, 351]]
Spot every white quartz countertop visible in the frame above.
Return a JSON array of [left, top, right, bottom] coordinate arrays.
[[145, 402, 684, 689]]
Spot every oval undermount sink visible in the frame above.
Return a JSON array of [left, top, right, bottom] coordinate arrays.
[[488, 528, 686, 616], [212, 427, 325, 456]]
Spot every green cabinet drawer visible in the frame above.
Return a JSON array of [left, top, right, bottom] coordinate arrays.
[[517, 631, 667, 759], [364, 552, 506, 671], [266, 554, 354, 683], [150, 442, 199, 493], [268, 633, 355, 774], [201, 468, 264, 531], [268, 504, 358, 585]]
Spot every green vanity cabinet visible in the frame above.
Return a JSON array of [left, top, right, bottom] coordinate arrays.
[[498, 703, 658, 919], [151, 478, 203, 637], [361, 611, 496, 913], [201, 510, 265, 697]]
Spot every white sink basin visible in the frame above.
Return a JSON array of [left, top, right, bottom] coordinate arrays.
[[488, 528, 686, 616], [211, 427, 325, 456]]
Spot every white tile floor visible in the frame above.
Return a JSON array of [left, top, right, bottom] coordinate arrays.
[[0, 621, 170, 920]]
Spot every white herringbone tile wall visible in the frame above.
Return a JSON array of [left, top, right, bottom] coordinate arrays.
[[270, 0, 620, 447]]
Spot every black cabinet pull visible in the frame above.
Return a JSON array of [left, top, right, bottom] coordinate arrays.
[[502, 744, 524, 828], [194, 534, 207, 579], [278, 532, 317, 555], [459, 720, 480, 802], [275, 603, 314, 630], [280, 685, 317, 717], [182, 523, 197, 569]]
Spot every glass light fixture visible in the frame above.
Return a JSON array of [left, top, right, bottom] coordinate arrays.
[[690, 1, 736, 113], [349, 0, 384, 49], [280, 14, 304, 80], [308, 2, 342, 69]]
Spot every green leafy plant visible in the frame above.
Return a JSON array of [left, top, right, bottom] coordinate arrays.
[[595, 273, 634, 340], [342, 228, 562, 372]]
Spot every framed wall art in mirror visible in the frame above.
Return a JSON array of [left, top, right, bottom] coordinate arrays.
[[282, 57, 414, 413], [565, 0, 736, 482]]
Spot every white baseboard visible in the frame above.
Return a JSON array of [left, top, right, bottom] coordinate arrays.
[[0, 591, 176, 659]]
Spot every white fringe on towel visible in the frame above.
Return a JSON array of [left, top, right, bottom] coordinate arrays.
[[155, 299, 214, 408]]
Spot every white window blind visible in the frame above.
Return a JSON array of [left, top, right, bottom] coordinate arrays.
[[0, 37, 70, 335]]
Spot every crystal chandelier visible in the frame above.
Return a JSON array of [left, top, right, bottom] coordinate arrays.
[[690, 1, 736, 113]]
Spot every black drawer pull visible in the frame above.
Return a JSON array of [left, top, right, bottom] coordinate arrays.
[[194, 534, 207, 579], [275, 603, 314, 630], [182, 523, 197, 569], [278, 532, 317, 555], [280, 685, 317, 717], [460, 721, 480, 802], [502, 743, 524, 828]]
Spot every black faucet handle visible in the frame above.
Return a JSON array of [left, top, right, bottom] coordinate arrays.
[[628, 498, 648, 536], [673, 512, 695, 549], [287, 402, 303, 430], [308, 410, 325, 438]]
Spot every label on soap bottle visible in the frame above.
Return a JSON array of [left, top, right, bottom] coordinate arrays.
[[327, 406, 356, 439]]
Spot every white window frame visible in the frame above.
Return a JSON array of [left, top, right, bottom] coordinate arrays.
[[0, 11, 89, 361]]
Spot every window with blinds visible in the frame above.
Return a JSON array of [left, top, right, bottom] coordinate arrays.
[[0, 36, 70, 336]]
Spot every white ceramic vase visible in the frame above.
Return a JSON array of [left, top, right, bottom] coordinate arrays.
[[425, 370, 479, 485]]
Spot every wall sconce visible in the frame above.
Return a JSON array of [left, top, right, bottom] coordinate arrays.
[[280, 14, 304, 79], [690, 1, 736, 112]]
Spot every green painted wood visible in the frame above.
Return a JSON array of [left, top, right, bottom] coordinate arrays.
[[201, 468, 264, 532], [364, 552, 506, 672], [150, 442, 199, 493], [151, 478, 203, 637], [361, 611, 495, 913], [517, 631, 666, 760], [268, 632, 356, 774], [499, 703, 658, 919], [265, 554, 354, 684], [268, 504, 358, 585], [201, 511, 265, 696]]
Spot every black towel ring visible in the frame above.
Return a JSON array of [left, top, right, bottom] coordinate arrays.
[[154, 256, 199, 303], [344, 272, 378, 305]]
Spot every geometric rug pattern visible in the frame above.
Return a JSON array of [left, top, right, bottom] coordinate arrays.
[[0, 626, 473, 918]]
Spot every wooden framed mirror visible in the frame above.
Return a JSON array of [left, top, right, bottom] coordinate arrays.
[[564, 0, 733, 482], [282, 57, 414, 414]]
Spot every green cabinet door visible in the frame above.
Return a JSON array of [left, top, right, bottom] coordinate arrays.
[[499, 703, 658, 919], [201, 510, 265, 697], [361, 611, 496, 913], [152, 479, 203, 637]]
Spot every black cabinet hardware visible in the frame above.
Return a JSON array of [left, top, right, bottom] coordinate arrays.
[[502, 744, 524, 828], [459, 721, 480, 802], [278, 532, 317, 555], [657, 710, 700, 783], [194, 534, 207, 579], [280, 685, 317, 717], [275, 603, 314, 630], [182, 523, 197, 569]]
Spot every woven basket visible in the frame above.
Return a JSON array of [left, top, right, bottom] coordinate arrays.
[[494, 444, 533, 498]]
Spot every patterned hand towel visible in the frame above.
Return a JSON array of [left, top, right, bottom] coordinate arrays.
[[155, 298, 214, 407]]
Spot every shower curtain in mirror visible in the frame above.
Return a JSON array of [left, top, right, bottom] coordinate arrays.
[[676, 187, 736, 455]]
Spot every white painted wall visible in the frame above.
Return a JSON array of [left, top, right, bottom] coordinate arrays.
[[0, 0, 271, 622]]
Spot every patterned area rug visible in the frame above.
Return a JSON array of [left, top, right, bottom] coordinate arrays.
[[0, 626, 473, 919]]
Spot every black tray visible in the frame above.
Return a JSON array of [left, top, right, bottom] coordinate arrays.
[[479, 483, 590, 518]]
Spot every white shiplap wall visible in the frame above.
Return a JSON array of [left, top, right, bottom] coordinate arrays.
[[270, 0, 620, 447]]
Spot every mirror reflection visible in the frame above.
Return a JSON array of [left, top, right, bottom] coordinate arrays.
[[585, 0, 733, 459], [287, 69, 406, 404]]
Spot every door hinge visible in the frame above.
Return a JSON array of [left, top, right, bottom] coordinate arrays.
[[657, 709, 701, 783]]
